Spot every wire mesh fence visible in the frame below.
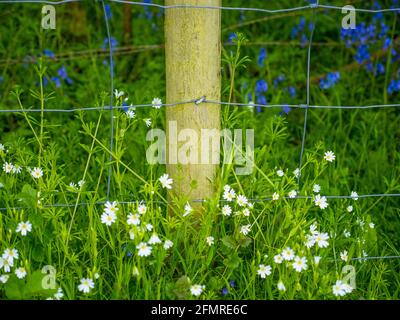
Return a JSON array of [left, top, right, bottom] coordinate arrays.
[[1, 0, 400, 259]]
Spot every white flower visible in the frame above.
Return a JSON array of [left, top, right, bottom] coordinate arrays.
[[78, 180, 85, 188], [240, 224, 251, 236], [236, 195, 248, 207], [159, 173, 173, 189], [78, 278, 95, 294], [183, 203, 192, 217], [332, 280, 346, 297], [54, 287, 64, 300], [310, 223, 318, 234], [137, 242, 152, 257], [190, 284, 205, 297], [206, 236, 214, 246], [145, 118, 152, 127], [315, 232, 329, 248], [272, 192, 279, 201], [288, 190, 297, 199], [347, 205, 353, 213], [277, 169, 284, 177], [15, 267, 27, 279], [164, 240, 173, 250], [257, 264, 272, 278], [223, 185, 231, 192], [152, 97, 162, 109], [314, 256, 321, 265], [2, 162, 14, 174], [0, 143, 5, 152], [240, 208, 249, 217], [274, 254, 283, 264], [129, 229, 135, 240], [340, 250, 348, 262], [125, 109, 136, 119], [114, 89, 124, 99], [138, 204, 147, 215], [16, 221, 32, 236], [0, 274, 9, 284], [0, 258, 12, 273], [2, 248, 19, 264], [146, 223, 153, 232], [127, 213, 140, 226], [293, 168, 301, 178], [324, 151, 336, 162], [313, 184, 321, 193], [94, 273, 100, 279], [277, 281, 286, 292], [148, 234, 162, 245], [222, 205, 232, 217], [101, 212, 117, 226], [344, 229, 351, 238], [305, 234, 316, 248], [351, 191, 359, 201], [292, 256, 307, 272], [69, 182, 78, 190], [281, 247, 295, 261], [369, 222, 375, 229], [104, 201, 119, 214], [30, 167, 43, 179], [315, 194, 328, 209], [12, 165, 22, 174], [223, 188, 236, 202]]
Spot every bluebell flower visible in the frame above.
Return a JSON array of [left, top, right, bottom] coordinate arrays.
[[388, 79, 400, 94], [366, 62, 385, 75], [57, 65, 73, 85], [221, 287, 229, 296], [273, 74, 285, 88], [105, 4, 112, 20], [229, 280, 235, 288], [43, 49, 55, 58], [142, 0, 153, 20], [355, 45, 370, 64], [282, 105, 291, 115], [383, 38, 392, 50], [102, 37, 118, 50], [256, 95, 267, 107], [255, 80, 268, 94], [228, 32, 238, 44], [122, 244, 133, 257], [300, 34, 308, 47], [51, 76, 61, 88], [258, 48, 267, 67], [247, 92, 253, 102], [288, 86, 296, 98], [320, 72, 340, 89]]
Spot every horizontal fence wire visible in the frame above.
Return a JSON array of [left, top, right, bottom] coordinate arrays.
[[0, 0, 400, 263], [1, 0, 400, 14], [2, 101, 400, 113]]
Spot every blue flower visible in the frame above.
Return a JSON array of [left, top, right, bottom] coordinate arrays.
[[43, 49, 55, 58], [105, 4, 112, 20], [57, 65, 73, 85], [273, 74, 285, 88], [229, 280, 235, 288], [288, 86, 296, 98], [388, 79, 400, 94], [256, 95, 267, 106], [282, 105, 291, 115], [255, 80, 268, 94], [383, 38, 392, 50], [228, 32, 238, 44], [355, 45, 370, 64], [102, 37, 118, 50], [51, 76, 61, 88], [258, 48, 267, 67], [221, 287, 229, 296], [142, 0, 153, 20], [320, 72, 340, 89]]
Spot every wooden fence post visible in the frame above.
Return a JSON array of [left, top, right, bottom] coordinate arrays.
[[165, 0, 221, 205]]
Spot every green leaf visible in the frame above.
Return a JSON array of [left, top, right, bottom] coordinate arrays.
[[5, 276, 25, 300], [173, 275, 191, 299], [25, 270, 58, 298]]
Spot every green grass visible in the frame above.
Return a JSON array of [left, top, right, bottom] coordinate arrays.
[[0, 0, 400, 300]]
